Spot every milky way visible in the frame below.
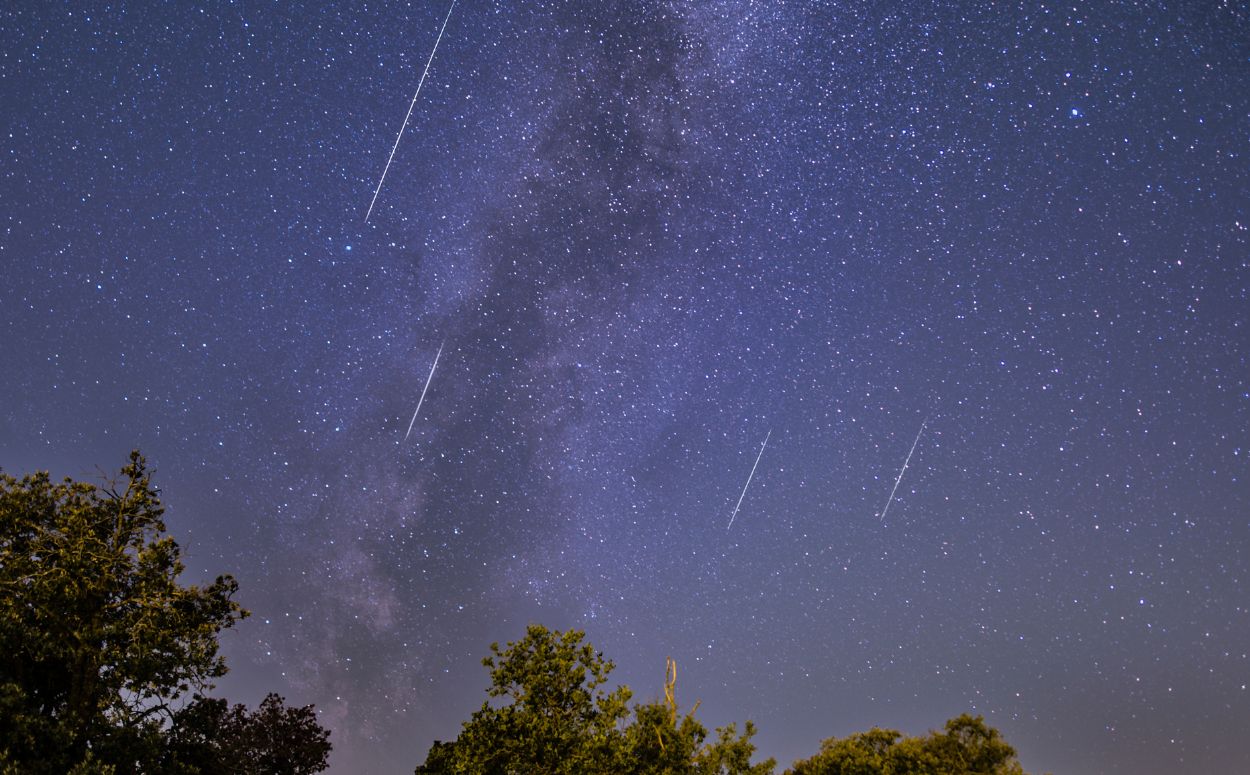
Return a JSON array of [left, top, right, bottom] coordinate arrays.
[[2, 3, 1248, 773]]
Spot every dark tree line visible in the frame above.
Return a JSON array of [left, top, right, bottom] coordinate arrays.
[[3, 451, 1035, 775], [415, 624, 1033, 775], [415, 625, 774, 775], [0, 453, 331, 774]]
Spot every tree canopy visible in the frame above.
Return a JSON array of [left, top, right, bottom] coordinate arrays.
[[785, 714, 1026, 775], [416, 624, 633, 774], [2, 451, 1036, 774], [415, 624, 775, 775], [416, 625, 1033, 775], [163, 693, 332, 775], [0, 452, 331, 774]]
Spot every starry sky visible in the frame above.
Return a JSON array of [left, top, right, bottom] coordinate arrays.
[[2, 2, 1249, 773]]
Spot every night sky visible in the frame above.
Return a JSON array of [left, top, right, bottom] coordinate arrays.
[[2, 2, 1249, 773]]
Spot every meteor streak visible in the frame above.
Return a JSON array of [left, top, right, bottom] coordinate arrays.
[[727, 429, 771, 530], [878, 417, 928, 522], [404, 340, 444, 441], [365, 0, 458, 223]]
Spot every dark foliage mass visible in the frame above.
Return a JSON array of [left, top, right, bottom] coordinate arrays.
[[415, 624, 1031, 775], [785, 715, 1026, 775], [163, 693, 332, 775], [415, 624, 774, 775], [0, 453, 331, 774], [2, 452, 1032, 774]]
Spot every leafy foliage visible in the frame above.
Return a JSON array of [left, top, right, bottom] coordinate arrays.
[[163, 693, 332, 774], [620, 700, 774, 775], [694, 722, 776, 775], [414, 626, 1032, 775], [618, 699, 708, 773], [785, 714, 1025, 775], [417, 624, 633, 774], [0, 452, 330, 774], [415, 624, 775, 775], [1, 452, 1033, 775]]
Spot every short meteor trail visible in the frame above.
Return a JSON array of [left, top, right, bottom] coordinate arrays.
[[878, 417, 928, 522], [404, 341, 444, 441], [365, 0, 458, 223], [727, 429, 771, 530]]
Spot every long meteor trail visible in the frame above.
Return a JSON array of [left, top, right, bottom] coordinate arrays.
[[365, 0, 458, 223], [727, 429, 771, 530], [878, 417, 928, 522], [404, 341, 444, 441]]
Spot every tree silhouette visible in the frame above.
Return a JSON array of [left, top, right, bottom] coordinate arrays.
[[164, 693, 332, 775], [415, 625, 773, 775], [0, 452, 330, 774]]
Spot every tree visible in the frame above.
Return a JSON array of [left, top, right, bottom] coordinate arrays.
[[618, 699, 708, 774], [164, 693, 332, 775], [932, 714, 1023, 774], [0, 452, 247, 772], [785, 714, 1026, 775], [415, 626, 774, 775], [694, 722, 775, 775], [621, 700, 774, 775], [787, 728, 899, 775], [417, 624, 633, 774]]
